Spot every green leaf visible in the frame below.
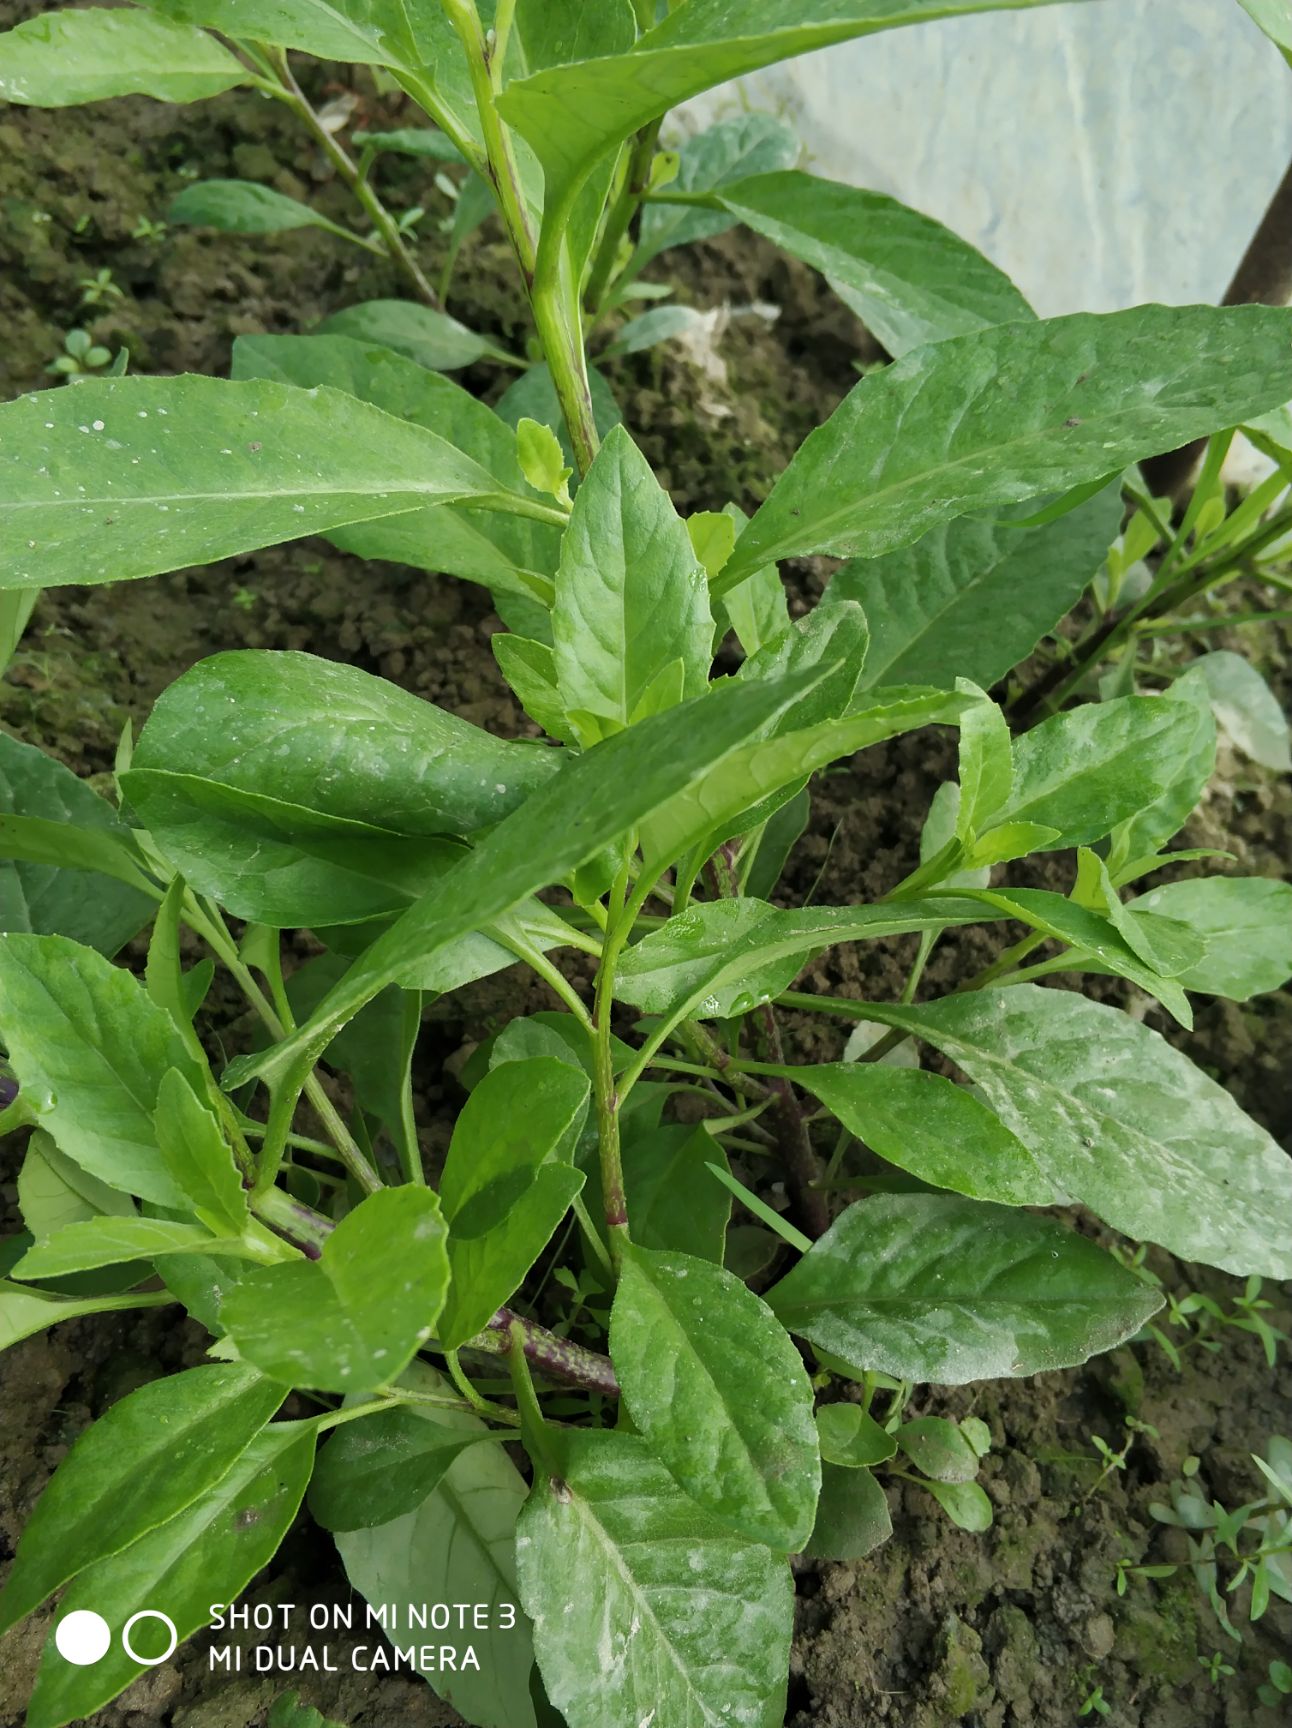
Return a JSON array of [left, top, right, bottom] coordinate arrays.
[[635, 114, 800, 272], [309, 1406, 487, 1532], [988, 694, 1202, 849], [225, 668, 837, 1091], [155, 1067, 249, 1233], [0, 7, 246, 105], [804, 1463, 892, 1559], [836, 492, 1120, 689], [318, 299, 519, 372], [352, 125, 465, 162], [495, 363, 623, 474], [494, 635, 576, 744], [12, 1217, 237, 1279], [499, 0, 1090, 224], [0, 1363, 283, 1636], [438, 1058, 589, 1348], [723, 305, 1292, 585], [0, 731, 154, 955], [1132, 876, 1292, 1000], [221, 1187, 449, 1391], [0, 1280, 167, 1350], [1192, 649, 1292, 772], [334, 1363, 537, 1728], [611, 1245, 819, 1549], [0, 934, 203, 1206], [170, 179, 348, 235], [131, 650, 558, 843], [231, 333, 560, 598], [736, 600, 870, 733], [767, 1192, 1161, 1382], [923, 1477, 993, 1531], [856, 986, 1292, 1278], [621, 1123, 731, 1263], [795, 1064, 1055, 1205], [1236, 0, 1292, 52], [1107, 667, 1216, 871], [551, 426, 712, 739], [716, 501, 789, 657], [1, 375, 550, 592], [714, 169, 1032, 356], [516, 416, 572, 503], [18, 1130, 135, 1242], [267, 1692, 347, 1728], [518, 1427, 792, 1728], [642, 687, 974, 868], [146, 879, 206, 1063], [27, 1423, 314, 1728], [896, 1415, 980, 1482], [601, 304, 711, 359], [143, 0, 455, 70], [614, 895, 1007, 1023], [815, 1403, 897, 1468]]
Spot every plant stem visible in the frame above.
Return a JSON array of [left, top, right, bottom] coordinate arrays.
[[184, 900, 382, 1195], [584, 119, 663, 316], [440, 0, 536, 279], [268, 52, 441, 308], [592, 859, 637, 1269], [753, 1004, 831, 1238], [475, 1306, 620, 1397], [253, 1183, 334, 1258]]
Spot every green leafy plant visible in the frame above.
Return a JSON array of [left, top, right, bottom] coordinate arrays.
[[43, 327, 113, 380], [2, 4, 1292, 1727]]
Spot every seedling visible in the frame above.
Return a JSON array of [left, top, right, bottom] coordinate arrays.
[[2, 4, 1292, 1727], [43, 327, 112, 379]]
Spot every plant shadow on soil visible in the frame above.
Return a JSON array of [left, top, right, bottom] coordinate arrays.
[[0, 27, 1289, 1728]]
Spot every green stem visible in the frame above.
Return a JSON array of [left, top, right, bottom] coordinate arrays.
[[592, 859, 637, 1269], [268, 52, 441, 308], [584, 118, 663, 316], [441, 0, 536, 279], [184, 900, 382, 1195]]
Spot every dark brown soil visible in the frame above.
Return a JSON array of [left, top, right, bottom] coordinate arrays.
[[1, 21, 1290, 1728]]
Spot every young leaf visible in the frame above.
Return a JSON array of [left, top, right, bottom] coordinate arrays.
[[896, 1416, 980, 1482], [231, 333, 560, 597], [226, 668, 837, 1091], [0, 731, 154, 956], [816, 1403, 897, 1468], [27, 1424, 314, 1728], [717, 502, 790, 656], [0, 935, 203, 1206], [986, 694, 1202, 849], [736, 600, 870, 734], [334, 1363, 538, 1728], [221, 1188, 449, 1391], [155, 1067, 249, 1233], [18, 1130, 135, 1242], [515, 416, 572, 504], [804, 1463, 892, 1559], [723, 305, 1292, 584], [169, 179, 348, 235], [0, 1364, 283, 1636], [309, 1407, 486, 1533], [518, 1428, 793, 1728], [0, 375, 553, 593], [437, 1058, 590, 1349], [1192, 649, 1292, 772], [11, 1216, 245, 1280], [610, 1245, 820, 1549], [767, 1192, 1162, 1382], [634, 113, 800, 272], [0, 7, 246, 105], [835, 492, 1120, 690], [551, 425, 712, 739], [1132, 876, 1292, 1000], [601, 304, 711, 358], [857, 986, 1292, 1278], [713, 169, 1033, 355], [318, 299, 520, 372], [614, 895, 1007, 1023], [495, 362, 624, 472], [493, 635, 577, 744], [794, 1064, 1055, 1206]]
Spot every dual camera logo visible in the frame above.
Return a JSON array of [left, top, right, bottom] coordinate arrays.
[[54, 1609, 178, 1668]]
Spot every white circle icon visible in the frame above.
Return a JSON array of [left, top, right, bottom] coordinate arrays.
[[54, 1610, 111, 1666], [122, 1610, 179, 1667]]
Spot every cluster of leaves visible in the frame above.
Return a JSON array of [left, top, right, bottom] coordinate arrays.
[[2, 3, 1292, 1728]]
